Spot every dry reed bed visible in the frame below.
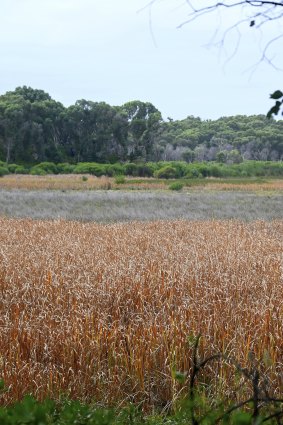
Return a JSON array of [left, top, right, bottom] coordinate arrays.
[[0, 175, 114, 191], [0, 174, 282, 192], [0, 175, 167, 191], [204, 180, 283, 192], [0, 218, 282, 408]]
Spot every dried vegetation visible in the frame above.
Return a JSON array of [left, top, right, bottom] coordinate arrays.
[[0, 174, 283, 192], [0, 218, 282, 409]]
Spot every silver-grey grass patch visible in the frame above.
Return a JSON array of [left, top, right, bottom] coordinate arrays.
[[0, 189, 282, 222]]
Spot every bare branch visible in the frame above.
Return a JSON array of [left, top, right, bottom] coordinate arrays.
[[144, 0, 283, 116]]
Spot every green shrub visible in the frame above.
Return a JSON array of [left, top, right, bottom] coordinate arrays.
[[38, 162, 59, 174], [185, 168, 202, 178], [170, 161, 187, 178], [124, 163, 138, 176], [82, 176, 88, 182], [14, 166, 29, 174], [0, 166, 9, 177], [73, 163, 107, 176], [7, 164, 18, 173], [105, 163, 125, 177], [169, 181, 184, 191], [135, 163, 155, 177], [56, 163, 76, 174], [208, 165, 224, 178], [30, 167, 47, 176], [154, 166, 178, 179], [0, 395, 116, 425], [196, 164, 210, 177], [115, 175, 126, 184]]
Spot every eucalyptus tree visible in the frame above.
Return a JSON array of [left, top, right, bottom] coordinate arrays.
[[120, 100, 162, 160], [0, 86, 65, 163]]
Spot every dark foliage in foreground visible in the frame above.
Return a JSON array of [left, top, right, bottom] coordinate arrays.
[[0, 336, 282, 424]]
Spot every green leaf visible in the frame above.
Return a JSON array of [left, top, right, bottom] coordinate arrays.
[[263, 349, 272, 367], [187, 333, 200, 348], [270, 90, 283, 100], [267, 101, 282, 118], [173, 370, 187, 384], [232, 411, 252, 425]]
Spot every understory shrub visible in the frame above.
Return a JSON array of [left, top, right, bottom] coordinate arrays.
[[14, 166, 29, 174], [135, 163, 155, 177], [169, 181, 184, 191], [56, 163, 76, 174], [124, 162, 138, 176], [105, 163, 125, 177], [0, 166, 9, 177], [1, 160, 283, 179], [7, 164, 18, 173], [30, 167, 47, 176], [154, 166, 178, 179], [30, 162, 59, 175], [73, 163, 107, 176], [115, 175, 126, 184]]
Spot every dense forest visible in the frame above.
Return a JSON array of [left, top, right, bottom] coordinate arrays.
[[0, 86, 283, 165]]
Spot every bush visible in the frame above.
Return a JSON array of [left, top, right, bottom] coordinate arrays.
[[105, 163, 125, 177], [196, 164, 210, 177], [82, 176, 88, 182], [124, 163, 138, 176], [135, 163, 155, 177], [56, 163, 76, 174], [30, 167, 47, 176], [39, 162, 59, 174], [208, 165, 224, 178], [185, 168, 202, 178], [154, 166, 178, 179], [73, 163, 107, 176], [0, 166, 9, 177], [7, 164, 18, 173], [115, 175, 126, 184], [14, 166, 29, 174], [170, 161, 187, 178], [169, 181, 184, 191]]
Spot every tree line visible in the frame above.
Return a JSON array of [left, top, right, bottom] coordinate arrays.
[[0, 86, 282, 165]]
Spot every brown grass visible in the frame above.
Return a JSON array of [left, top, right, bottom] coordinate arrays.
[[204, 180, 283, 192], [0, 218, 282, 408], [0, 174, 115, 191], [0, 174, 282, 192]]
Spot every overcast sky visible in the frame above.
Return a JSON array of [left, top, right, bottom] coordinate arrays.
[[1, 0, 283, 120]]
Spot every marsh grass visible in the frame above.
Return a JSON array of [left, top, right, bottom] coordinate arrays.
[[0, 218, 282, 409], [0, 189, 282, 221], [0, 174, 282, 192]]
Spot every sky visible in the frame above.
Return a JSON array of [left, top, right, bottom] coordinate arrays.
[[1, 0, 283, 120]]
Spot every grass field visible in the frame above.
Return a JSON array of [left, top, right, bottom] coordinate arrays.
[[0, 218, 282, 410], [0, 188, 282, 221], [0, 174, 283, 192], [0, 175, 282, 417]]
